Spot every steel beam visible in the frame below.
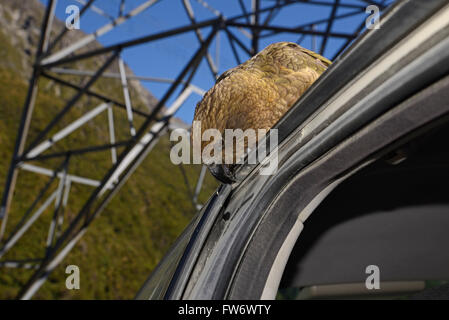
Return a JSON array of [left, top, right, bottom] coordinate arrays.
[[260, 8, 365, 38], [226, 21, 357, 39], [41, 0, 160, 66], [41, 71, 151, 118], [251, 0, 260, 55], [320, 0, 340, 55], [182, 0, 219, 80], [24, 51, 120, 156], [46, 0, 96, 54], [118, 58, 136, 136], [0, 0, 58, 241], [26, 102, 110, 159], [17, 27, 218, 299]]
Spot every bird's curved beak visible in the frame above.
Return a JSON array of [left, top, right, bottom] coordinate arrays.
[[207, 163, 236, 184]]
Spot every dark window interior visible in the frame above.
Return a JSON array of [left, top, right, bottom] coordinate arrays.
[[278, 122, 449, 299]]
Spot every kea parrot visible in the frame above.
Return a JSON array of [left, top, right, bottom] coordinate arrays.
[[192, 41, 331, 183]]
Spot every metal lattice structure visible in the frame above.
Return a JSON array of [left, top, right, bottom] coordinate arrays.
[[0, 0, 391, 299]]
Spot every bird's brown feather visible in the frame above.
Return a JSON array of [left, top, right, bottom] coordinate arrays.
[[193, 42, 330, 165]]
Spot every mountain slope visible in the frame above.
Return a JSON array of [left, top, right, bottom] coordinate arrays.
[[0, 0, 217, 299]]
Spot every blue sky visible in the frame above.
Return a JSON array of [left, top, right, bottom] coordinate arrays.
[[40, 0, 390, 124]]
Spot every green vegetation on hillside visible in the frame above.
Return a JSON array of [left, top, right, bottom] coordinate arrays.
[[0, 25, 218, 299]]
